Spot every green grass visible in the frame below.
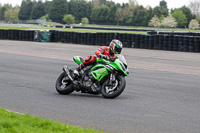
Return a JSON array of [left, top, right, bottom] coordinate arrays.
[[0, 108, 103, 133], [0, 26, 28, 30], [61, 28, 148, 34], [0, 25, 147, 34]]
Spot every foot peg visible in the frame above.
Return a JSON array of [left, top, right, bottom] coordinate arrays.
[[73, 69, 80, 77]]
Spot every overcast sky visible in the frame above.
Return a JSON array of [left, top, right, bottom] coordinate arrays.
[[0, 0, 192, 9]]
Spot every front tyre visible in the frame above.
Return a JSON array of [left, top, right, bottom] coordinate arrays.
[[55, 72, 74, 95], [101, 75, 126, 99]]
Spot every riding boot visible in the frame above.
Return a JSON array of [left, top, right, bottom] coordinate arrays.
[[73, 63, 85, 77]]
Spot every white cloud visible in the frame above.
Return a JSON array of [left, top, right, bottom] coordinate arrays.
[[0, 0, 22, 6]]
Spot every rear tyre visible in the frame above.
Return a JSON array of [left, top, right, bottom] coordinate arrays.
[[101, 75, 126, 99], [55, 72, 74, 95]]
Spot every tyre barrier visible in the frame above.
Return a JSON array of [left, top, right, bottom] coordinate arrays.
[[0, 29, 199, 53], [0, 29, 35, 41], [149, 31, 200, 36]]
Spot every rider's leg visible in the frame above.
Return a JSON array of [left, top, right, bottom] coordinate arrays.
[[74, 55, 96, 76]]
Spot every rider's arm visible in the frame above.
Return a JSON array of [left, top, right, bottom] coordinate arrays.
[[112, 55, 118, 59], [95, 46, 106, 57]]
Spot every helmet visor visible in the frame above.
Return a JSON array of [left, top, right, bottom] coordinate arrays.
[[114, 46, 122, 54]]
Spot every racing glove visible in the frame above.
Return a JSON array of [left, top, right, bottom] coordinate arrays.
[[99, 54, 109, 60], [109, 57, 115, 62]]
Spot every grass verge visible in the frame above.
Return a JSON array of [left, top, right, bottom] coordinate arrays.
[[61, 28, 148, 34], [0, 108, 103, 133], [0, 25, 147, 34], [0, 26, 28, 30]]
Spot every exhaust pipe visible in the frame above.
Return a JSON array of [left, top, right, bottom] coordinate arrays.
[[63, 65, 73, 81]]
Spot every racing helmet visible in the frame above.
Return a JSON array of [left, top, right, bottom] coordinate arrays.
[[109, 39, 123, 54]]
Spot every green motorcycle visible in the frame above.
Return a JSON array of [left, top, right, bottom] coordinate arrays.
[[55, 54, 129, 99]]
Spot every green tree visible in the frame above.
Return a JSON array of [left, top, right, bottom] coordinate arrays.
[[153, 6, 168, 18], [107, 4, 117, 25], [122, 4, 135, 25], [115, 1, 137, 25], [4, 7, 20, 21], [48, 0, 68, 23], [115, 8, 124, 25], [63, 14, 75, 25], [18, 1, 26, 20], [44, 0, 52, 13], [0, 7, 6, 21], [91, 0, 118, 25], [145, 7, 154, 26], [40, 14, 52, 22], [132, 5, 149, 26], [159, 15, 165, 22], [99, 0, 107, 5], [31, 0, 46, 19], [68, 0, 90, 23], [81, 17, 89, 24], [0, 4, 13, 21], [153, 6, 162, 18], [86, 2, 94, 22], [180, 6, 195, 26], [172, 9, 187, 28], [91, 4, 109, 24], [18, 0, 34, 20], [153, 0, 168, 18], [68, 0, 80, 23], [160, 0, 167, 9]]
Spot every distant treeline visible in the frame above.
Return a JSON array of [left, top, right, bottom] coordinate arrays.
[[0, 0, 199, 28]]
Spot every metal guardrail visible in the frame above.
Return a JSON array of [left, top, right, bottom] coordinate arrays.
[[9, 19, 46, 24]]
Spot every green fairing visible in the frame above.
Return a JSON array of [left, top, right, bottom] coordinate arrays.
[[73, 56, 82, 65], [113, 59, 128, 76], [91, 64, 109, 81], [91, 58, 128, 81]]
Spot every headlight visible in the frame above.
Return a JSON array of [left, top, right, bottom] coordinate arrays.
[[126, 68, 129, 74]]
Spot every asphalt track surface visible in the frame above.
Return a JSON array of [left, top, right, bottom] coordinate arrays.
[[0, 40, 200, 133]]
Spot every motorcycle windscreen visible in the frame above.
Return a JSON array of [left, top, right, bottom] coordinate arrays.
[[115, 54, 128, 66]]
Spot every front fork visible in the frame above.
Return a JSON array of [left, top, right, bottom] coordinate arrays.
[[108, 73, 116, 86]]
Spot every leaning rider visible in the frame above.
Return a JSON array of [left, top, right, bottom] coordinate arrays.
[[74, 39, 123, 76]]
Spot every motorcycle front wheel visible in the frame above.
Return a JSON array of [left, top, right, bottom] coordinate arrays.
[[55, 72, 74, 94], [101, 75, 126, 99]]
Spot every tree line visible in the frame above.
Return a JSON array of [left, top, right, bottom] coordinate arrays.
[[0, 4, 20, 22], [0, 0, 199, 28]]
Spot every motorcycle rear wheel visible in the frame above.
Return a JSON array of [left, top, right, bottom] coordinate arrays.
[[55, 72, 74, 94], [101, 75, 126, 99]]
